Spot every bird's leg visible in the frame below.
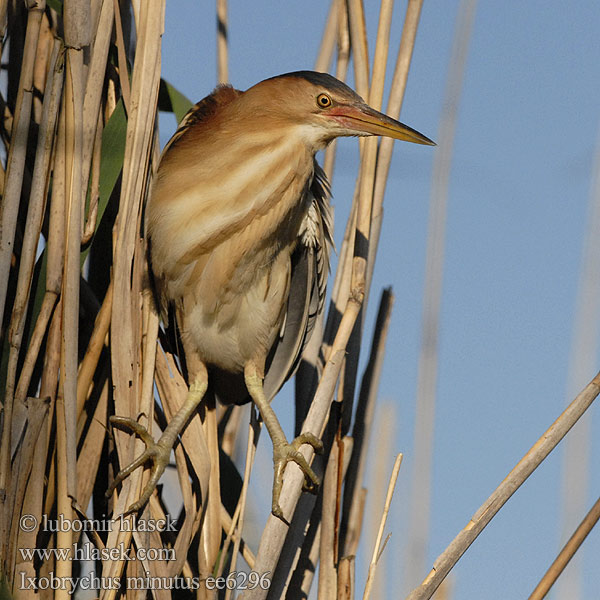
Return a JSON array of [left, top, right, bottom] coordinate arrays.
[[107, 364, 208, 515], [244, 361, 323, 521]]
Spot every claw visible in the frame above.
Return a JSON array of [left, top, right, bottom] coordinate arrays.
[[271, 432, 323, 521], [243, 362, 324, 523], [106, 373, 208, 516], [106, 416, 171, 515]]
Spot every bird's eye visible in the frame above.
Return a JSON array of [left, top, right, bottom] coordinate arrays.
[[316, 93, 332, 108]]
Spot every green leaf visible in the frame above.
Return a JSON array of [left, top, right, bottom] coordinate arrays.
[[98, 99, 127, 216], [158, 78, 193, 124], [81, 98, 127, 265], [25, 247, 48, 350], [46, 0, 63, 15]]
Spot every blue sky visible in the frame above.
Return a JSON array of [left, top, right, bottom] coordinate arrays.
[[159, 2, 600, 598]]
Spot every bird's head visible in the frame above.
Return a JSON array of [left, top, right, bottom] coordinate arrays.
[[240, 70, 435, 151]]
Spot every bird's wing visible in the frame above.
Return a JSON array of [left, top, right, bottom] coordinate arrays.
[[147, 83, 242, 320], [263, 162, 333, 400], [161, 83, 241, 156]]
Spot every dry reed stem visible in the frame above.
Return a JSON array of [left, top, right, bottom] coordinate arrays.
[[110, 0, 163, 420], [290, 495, 323, 596], [346, 0, 369, 100], [36, 101, 68, 533], [368, 0, 424, 293], [24, 136, 65, 593], [163, 381, 219, 586], [14, 135, 65, 408], [109, 0, 163, 470], [76, 378, 109, 508], [82, 112, 102, 243], [529, 494, 600, 600], [322, 0, 352, 313], [40, 300, 62, 504], [347, 0, 370, 289], [363, 452, 403, 600], [223, 415, 259, 600], [337, 0, 372, 426], [32, 12, 54, 122], [349, 0, 393, 304], [337, 555, 355, 600], [198, 395, 223, 588], [340, 0, 394, 426], [0, 0, 7, 38], [135, 290, 161, 585], [140, 288, 160, 434], [14, 293, 57, 404], [0, 0, 45, 324], [112, 0, 131, 112], [130, 0, 141, 27], [81, 0, 115, 195], [217, 0, 229, 83], [369, 0, 394, 111], [76, 280, 113, 415], [54, 392, 72, 600], [270, 487, 322, 600], [6, 397, 49, 581], [8, 38, 62, 409], [60, 60, 83, 503], [341, 288, 394, 556], [0, 0, 45, 509], [220, 504, 257, 568], [9, 66, 62, 572], [322, 0, 350, 180], [364, 404, 396, 600], [154, 348, 212, 576], [314, 0, 338, 73], [53, 3, 90, 593], [406, 0, 476, 587], [406, 371, 600, 600], [104, 5, 165, 594], [247, 309, 361, 599], [62, 3, 88, 485], [318, 439, 340, 599], [13, 399, 50, 587], [45, 86, 68, 298], [151, 441, 199, 577], [279, 435, 352, 598]]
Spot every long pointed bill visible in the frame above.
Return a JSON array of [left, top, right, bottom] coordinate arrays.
[[330, 103, 435, 145]]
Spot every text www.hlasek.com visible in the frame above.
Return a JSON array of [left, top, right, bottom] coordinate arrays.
[[19, 542, 174, 562]]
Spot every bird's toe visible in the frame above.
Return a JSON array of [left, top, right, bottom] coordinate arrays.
[[107, 417, 171, 515], [271, 436, 322, 521]]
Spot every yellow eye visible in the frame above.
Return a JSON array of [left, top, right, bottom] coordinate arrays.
[[316, 93, 332, 108]]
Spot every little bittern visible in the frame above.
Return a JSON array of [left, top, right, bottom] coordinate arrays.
[[108, 71, 434, 520]]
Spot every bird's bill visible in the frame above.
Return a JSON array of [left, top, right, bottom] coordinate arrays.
[[331, 103, 435, 145]]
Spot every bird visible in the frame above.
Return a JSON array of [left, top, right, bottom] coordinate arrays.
[[107, 71, 434, 521]]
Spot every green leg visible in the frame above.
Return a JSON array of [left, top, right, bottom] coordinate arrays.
[[107, 372, 208, 515], [244, 362, 323, 522]]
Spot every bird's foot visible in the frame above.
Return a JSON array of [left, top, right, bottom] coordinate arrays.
[[271, 432, 323, 522], [106, 416, 172, 516]]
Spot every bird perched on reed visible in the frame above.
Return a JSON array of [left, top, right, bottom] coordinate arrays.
[[108, 71, 434, 520]]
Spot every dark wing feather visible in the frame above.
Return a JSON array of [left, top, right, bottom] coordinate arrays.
[[161, 84, 241, 156], [263, 162, 333, 400]]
